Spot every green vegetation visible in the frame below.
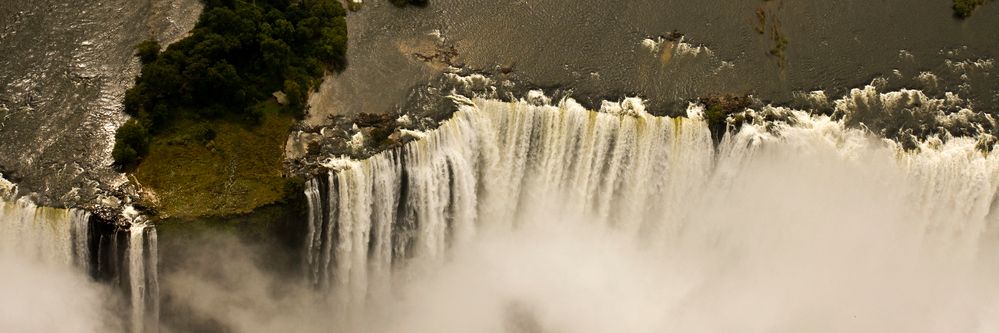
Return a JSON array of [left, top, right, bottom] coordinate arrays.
[[389, 0, 427, 7], [702, 95, 752, 142], [134, 101, 298, 218], [114, 0, 348, 169], [768, 22, 787, 55], [769, 22, 788, 69], [114, 0, 348, 217], [753, 1, 787, 72], [112, 119, 150, 166], [954, 0, 987, 17], [753, 8, 766, 34], [135, 40, 162, 64]]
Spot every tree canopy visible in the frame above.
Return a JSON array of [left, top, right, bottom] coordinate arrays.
[[953, 0, 987, 17], [113, 0, 348, 168]]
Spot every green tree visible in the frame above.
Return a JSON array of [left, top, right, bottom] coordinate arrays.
[[954, 0, 986, 17], [261, 36, 292, 70], [136, 39, 161, 64], [112, 119, 150, 167], [284, 79, 304, 110]]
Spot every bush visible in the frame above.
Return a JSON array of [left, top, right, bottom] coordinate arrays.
[[190, 123, 217, 144], [112, 144, 139, 168], [283, 79, 304, 109], [369, 126, 394, 145], [136, 39, 161, 64], [700, 95, 752, 142], [112, 119, 150, 167], [954, 0, 986, 17], [122, 84, 147, 116]]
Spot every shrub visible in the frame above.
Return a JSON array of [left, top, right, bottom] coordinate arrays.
[[954, 0, 986, 17], [283, 79, 304, 109], [112, 119, 150, 167], [369, 126, 394, 145], [700, 95, 752, 142], [190, 123, 217, 144], [136, 39, 161, 64], [112, 144, 139, 168]]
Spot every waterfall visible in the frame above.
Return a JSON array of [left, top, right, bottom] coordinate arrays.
[[305, 96, 999, 316], [71, 209, 92, 268], [129, 222, 160, 333], [0, 198, 92, 267], [0, 197, 117, 332], [305, 97, 715, 306], [0, 197, 160, 332]]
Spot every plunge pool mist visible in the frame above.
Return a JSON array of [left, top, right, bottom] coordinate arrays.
[[284, 97, 999, 333]]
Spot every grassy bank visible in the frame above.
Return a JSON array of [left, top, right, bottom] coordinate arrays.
[[133, 101, 298, 218]]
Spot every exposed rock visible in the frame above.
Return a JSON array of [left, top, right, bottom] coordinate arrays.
[[700, 94, 755, 141], [272, 91, 289, 105], [0, 173, 16, 200]]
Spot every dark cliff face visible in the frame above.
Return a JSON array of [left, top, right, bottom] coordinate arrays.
[[86, 215, 132, 300], [155, 192, 309, 333]]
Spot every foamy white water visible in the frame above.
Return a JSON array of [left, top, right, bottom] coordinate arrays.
[[129, 222, 159, 333], [0, 198, 91, 266], [306, 96, 999, 332], [0, 197, 159, 332], [0, 198, 123, 332]]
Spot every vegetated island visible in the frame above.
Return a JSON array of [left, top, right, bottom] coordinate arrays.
[[954, 0, 990, 17], [113, 0, 347, 218]]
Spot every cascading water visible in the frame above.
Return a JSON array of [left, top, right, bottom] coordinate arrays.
[[0, 194, 160, 332], [71, 209, 92, 268], [0, 198, 92, 267], [306, 95, 999, 332], [0, 198, 115, 332], [129, 222, 160, 333], [305, 96, 717, 301]]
